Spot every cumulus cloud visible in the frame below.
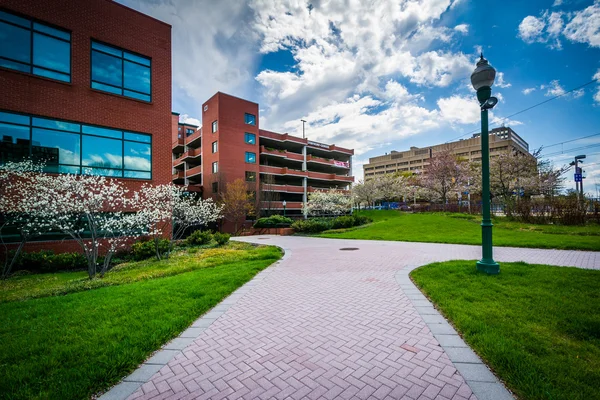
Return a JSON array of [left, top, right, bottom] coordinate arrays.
[[594, 69, 600, 104], [179, 114, 201, 127], [495, 72, 512, 88], [437, 95, 480, 125], [522, 87, 537, 95], [454, 24, 469, 34], [545, 80, 566, 96], [518, 2, 600, 49]]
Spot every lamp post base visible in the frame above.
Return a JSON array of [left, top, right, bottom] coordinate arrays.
[[476, 259, 500, 275]]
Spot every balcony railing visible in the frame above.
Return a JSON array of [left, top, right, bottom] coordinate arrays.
[[262, 184, 304, 193], [186, 165, 202, 178], [308, 171, 353, 182], [306, 155, 350, 168], [260, 201, 303, 209], [260, 146, 303, 162], [172, 171, 184, 181], [172, 137, 185, 151], [259, 165, 308, 177], [186, 129, 202, 146]]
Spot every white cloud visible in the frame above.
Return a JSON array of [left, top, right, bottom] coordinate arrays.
[[594, 69, 600, 104], [545, 80, 566, 97], [523, 87, 537, 95], [553, 0, 563, 6], [518, 2, 600, 49], [179, 114, 201, 127], [454, 24, 469, 34], [495, 72, 512, 88], [437, 95, 480, 125], [572, 88, 585, 99]]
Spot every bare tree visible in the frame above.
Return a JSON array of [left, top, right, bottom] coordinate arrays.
[[221, 178, 255, 233]]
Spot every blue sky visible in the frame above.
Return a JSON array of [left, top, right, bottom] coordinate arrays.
[[120, 0, 600, 195]]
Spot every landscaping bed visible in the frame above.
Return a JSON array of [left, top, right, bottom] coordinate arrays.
[[319, 210, 600, 251], [0, 242, 281, 399], [410, 260, 600, 400]]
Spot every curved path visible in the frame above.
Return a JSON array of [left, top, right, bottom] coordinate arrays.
[[110, 237, 598, 400]]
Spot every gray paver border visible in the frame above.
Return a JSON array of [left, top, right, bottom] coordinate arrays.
[[98, 242, 290, 400], [395, 265, 515, 400]]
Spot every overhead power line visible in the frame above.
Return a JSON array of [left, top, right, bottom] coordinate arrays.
[[445, 78, 600, 144]]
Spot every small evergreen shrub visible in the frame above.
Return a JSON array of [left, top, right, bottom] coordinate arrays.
[[186, 230, 213, 246], [131, 239, 170, 261], [213, 232, 231, 246], [291, 219, 331, 233], [253, 215, 293, 228], [351, 215, 372, 226], [14, 250, 87, 273], [331, 215, 355, 229]]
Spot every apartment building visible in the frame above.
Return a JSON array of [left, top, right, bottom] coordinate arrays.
[[364, 127, 533, 178], [0, 0, 172, 249], [172, 92, 354, 218]]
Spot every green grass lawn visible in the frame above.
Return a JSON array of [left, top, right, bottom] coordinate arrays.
[[410, 261, 600, 400], [0, 243, 281, 400], [319, 210, 600, 251]]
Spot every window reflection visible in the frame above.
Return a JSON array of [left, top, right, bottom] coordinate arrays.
[[0, 110, 152, 179], [124, 141, 151, 171], [0, 11, 70, 82], [91, 40, 151, 102], [82, 135, 122, 169]]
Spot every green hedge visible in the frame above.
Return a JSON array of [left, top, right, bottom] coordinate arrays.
[[253, 215, 294, 228], [131, 239, 170, 261], [13, 250, 88, 273], [186, 230, 213, 246], [292, 215, 371, 233]]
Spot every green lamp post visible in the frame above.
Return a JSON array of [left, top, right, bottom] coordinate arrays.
[[471, 54, 500, 275]]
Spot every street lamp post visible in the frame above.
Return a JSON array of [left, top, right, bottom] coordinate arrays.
[[282, 200, 287, 217], [471, 54, 500, 275]]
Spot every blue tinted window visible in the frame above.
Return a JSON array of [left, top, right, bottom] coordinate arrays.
[[91, 40, 151, 102], [33, 33, 70, 73], [82, 125, 122, 139], [245, 152, 256, 163], [0, 22, 30, 64], [32, 117, 79, 132], [244, 132, 256, 145], [0, 11, 70, 82], [0, 111, 151, 179], [32, 128, 80, 166], [0, 111, 29, 125], [124, 141, 151, 171], [124, 132, 151, 143], [82, 136, 122, 169], [91, 51, 122, 87], [0, 123, 30, 163], [245, 113, 256, 125]]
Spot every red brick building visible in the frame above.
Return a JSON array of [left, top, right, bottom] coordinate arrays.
[[0, 0, 171, 250], [172, 93, 354, 222]]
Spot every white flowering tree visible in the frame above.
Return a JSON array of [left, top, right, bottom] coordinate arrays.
[[0, 160, 54, 279], [172, 195, 223, 243], [304, 189, 352, 216], [44, 173, 147, 278]]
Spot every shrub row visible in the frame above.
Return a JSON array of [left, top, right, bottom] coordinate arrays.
[[11, 250, 88, 273], [185, 230, 230, 247], [291, 214, 371, 233], [253, 215, 294, 228]]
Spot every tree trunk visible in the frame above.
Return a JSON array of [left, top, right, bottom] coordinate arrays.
[[2, 239, 25, 280]]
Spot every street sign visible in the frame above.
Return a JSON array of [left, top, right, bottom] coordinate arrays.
[[576, 167, 582, 174], [574, 173, 582, 182]]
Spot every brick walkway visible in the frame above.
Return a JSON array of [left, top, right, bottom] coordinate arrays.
[[125, 237, 599, 400]]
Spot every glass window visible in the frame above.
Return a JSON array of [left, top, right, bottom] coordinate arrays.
[[212, 161, 218, 173], [212, 141, 217, 153], [244, 132, 256, 145], [212, 120, 217, 133], [245, 171, 256, 182], [91, 40, 151, 102], [0, 110, 152, 179], [212, 182, 218, 193], [32, 128, 80, 168], [245, 152, 256, 163], [245, 113, 256, 125], [186, 128, 194, 134], [0, 11, 70, 82], [82, 135, 122, 169], [0, 123, 30, 164], [124, 141, 151, 172]]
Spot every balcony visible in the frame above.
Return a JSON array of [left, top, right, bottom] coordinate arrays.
[[260, 146, 303, 162], [172, 137, 185, 152], [260, 130, 306, 145], [259, 165, 307, 177], [307, 171, 353, 182], [308, 186, 350, 195], [262, 184, 304, 193], [306, 155, 350, 169], [172, 171, 184, 183], [186, 129, 202, 147], [186, 165, 202, 178], [186, 184, 202, 193], [260, 201, 303, 209]]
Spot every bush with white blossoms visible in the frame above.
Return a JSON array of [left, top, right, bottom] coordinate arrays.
[[304, 189, 352, 216]]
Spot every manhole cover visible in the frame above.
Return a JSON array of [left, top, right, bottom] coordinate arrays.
[[339, 247, 359, 251]]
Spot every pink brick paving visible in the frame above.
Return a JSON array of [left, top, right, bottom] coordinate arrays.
[[127, 236, 599, 400]]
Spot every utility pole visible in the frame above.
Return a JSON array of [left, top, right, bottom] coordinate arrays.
[[300, 119, 306, 139]]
